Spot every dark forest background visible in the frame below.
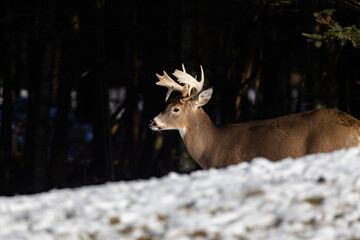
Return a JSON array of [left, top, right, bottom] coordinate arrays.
[[0, 0, 359, 195]]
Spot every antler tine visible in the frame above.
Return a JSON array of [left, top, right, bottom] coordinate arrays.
[[173, 64, 204, 96], [182, 63, 186, 73], [156, 71, 184, 101], [199, 65, 204, 90]]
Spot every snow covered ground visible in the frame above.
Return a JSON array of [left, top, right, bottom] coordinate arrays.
[[1, 148, 360, 240]]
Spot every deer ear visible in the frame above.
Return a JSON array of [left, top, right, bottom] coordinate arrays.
[[193, 88, 213, 108]]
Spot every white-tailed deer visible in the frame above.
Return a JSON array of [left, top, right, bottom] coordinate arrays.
[[149, 64, 360, 169]]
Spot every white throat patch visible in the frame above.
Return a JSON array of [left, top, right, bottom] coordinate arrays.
[[178, 128, 186, 139]]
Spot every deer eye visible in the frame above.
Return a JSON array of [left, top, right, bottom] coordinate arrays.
[[173, 108, 180, 113]]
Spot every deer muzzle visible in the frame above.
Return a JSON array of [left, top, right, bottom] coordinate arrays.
[[149, 119, 162, 131]]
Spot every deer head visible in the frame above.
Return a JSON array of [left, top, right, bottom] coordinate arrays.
[[149, 64, 213, 138]]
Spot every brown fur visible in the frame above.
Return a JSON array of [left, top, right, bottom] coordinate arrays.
[[151, 95, 360, 169], [184, 108, 360, 169]]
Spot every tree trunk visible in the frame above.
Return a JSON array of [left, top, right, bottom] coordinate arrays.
[[90, 0, 113, 182], [49, 3, 79, 187], [0, 0, 13, 195], [32, 0, 57, 193]]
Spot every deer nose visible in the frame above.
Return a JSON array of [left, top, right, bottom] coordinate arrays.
[[149, 119, 157, 128]]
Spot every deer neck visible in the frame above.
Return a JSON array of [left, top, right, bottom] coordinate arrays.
[[181, 108, 218, 169]]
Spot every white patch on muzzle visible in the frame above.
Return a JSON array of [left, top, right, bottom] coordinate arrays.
[[153, 117, 186, 139]]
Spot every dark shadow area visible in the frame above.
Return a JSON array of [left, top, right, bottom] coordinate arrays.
[[0, 0, 359, 195]]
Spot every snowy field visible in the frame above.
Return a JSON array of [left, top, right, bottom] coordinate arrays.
[[1, 148, 360, 240]]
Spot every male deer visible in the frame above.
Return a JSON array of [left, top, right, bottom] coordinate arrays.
[[149, 64, 360, 169]]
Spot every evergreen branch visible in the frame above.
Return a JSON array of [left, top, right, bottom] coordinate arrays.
[[302, 9, 360, 48]]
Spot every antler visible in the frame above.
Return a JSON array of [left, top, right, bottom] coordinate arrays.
[[156, 71, 185, 101], [173, 64, 204, 96], [155, 64, 205, 102]]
